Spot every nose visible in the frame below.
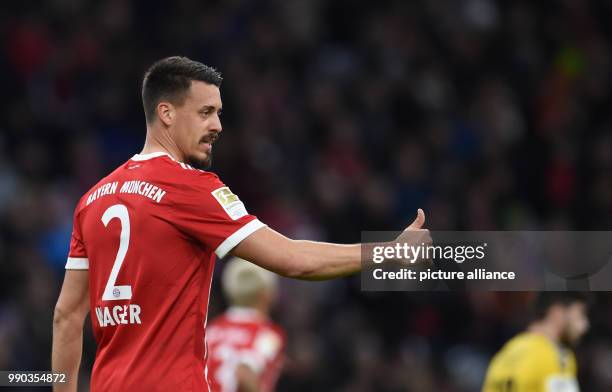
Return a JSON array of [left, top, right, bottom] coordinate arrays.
[[210, 113, 222, 134]]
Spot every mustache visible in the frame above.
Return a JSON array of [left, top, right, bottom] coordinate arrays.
[[200, 134, 219, 144]]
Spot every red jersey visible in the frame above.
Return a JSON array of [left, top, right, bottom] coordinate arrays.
[[65, 152, 266, 391], [207, 308, 285, 392]]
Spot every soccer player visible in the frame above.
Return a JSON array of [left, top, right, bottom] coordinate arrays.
[[51, 56, 430, 391], [482, 292, 590, 392], [207, 257, 284, 392]]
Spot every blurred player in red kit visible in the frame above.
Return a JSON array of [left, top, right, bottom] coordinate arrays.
[[51, 56, 430, 391], [208, 257, 284, 392]]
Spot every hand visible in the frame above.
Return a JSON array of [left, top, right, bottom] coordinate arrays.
[[395, 209, 432, 265]]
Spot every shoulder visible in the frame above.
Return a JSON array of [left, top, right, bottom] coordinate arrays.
[[161, 161, 228, 195], [266, 322, 286, 342], [130, 153, 226, 192], [171, 163, 222, 186], [132, 156, 233, 209], [491, 333, 557, 369], [523, 334, 558, 355], [253, 324, 285, 357], [511, 333, 557, 357], [253, 320, 284, 338], [165, 165, 248, 217], [512, 333, 561, 374]]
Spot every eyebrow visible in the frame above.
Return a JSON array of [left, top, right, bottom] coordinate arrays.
[[199, 105, 222, 112]]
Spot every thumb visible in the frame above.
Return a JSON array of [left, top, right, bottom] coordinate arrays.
[[407, 208, 425, 230]]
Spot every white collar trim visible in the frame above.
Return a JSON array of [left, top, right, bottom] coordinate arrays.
[[131, 151, 173, 161]]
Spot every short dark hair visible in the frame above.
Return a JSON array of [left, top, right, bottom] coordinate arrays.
[[142, 56, 222, 123], [533, 292, 590, 320]]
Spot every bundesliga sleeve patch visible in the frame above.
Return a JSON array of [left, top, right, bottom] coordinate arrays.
[[211, 186, 249, 220]]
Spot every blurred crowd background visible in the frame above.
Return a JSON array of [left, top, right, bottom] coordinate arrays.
[[1, 0, 612, 390]]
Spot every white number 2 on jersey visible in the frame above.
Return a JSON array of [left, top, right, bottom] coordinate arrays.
[[101, 204, 133, 301]]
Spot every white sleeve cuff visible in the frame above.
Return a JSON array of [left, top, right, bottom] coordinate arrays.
[[66, 257, 89, 270], [215, 219, 267, 259]]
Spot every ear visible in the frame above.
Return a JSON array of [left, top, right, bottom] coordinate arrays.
[[157, 102, 175, 126], [548, 304, 565, 321]]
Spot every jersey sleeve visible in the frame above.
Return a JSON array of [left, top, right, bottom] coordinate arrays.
[[172, 173, 266, 258], [65, 205, 89, 270]]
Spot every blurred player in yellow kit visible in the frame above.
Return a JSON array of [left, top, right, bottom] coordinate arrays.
[[482, 292, 590, 392]]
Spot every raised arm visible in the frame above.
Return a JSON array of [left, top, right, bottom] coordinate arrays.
[[52, 270, 90, 392], [232, 209, 430, 280]]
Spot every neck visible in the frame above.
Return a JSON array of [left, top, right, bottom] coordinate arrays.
[[141, 125, 183, 162], [228, 306, 267, 321], [528, 320, 560, 343], [253, 300, 269, 316], [232, 301, 269, 319]]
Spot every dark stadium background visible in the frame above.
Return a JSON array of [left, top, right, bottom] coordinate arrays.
[[1, 0, 612, 391]]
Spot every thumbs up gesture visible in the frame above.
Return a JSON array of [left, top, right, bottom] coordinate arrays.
[[396, 209, 432, 265], [407, 208, 426, 230]]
